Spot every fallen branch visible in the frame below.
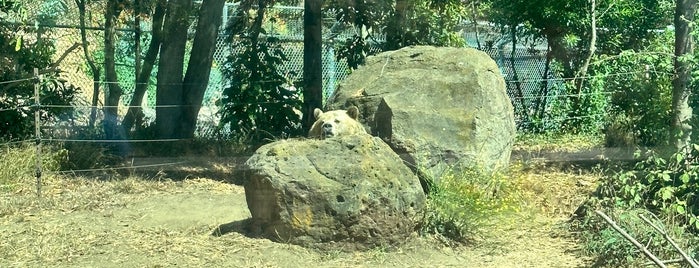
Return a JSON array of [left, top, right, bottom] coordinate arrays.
[[639, 213, 699, 268], [595, 210, 667, 268]]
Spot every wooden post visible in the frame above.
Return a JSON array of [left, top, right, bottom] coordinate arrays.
[[33, 68, 42, 197]]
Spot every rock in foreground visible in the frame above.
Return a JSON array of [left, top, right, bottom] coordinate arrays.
[[244, 134, 426, 250]]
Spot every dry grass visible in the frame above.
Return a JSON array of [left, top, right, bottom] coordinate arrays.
[[0, 157, 601, 267], [514, 133, 604, 153], [0, 175, 248, 267], [509, 161, 602, 217]]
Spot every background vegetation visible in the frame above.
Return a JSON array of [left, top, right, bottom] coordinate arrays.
[[2, 0, 699, 265]]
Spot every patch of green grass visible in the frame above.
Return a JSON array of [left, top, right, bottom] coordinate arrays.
[[420, 166, 519, 243]]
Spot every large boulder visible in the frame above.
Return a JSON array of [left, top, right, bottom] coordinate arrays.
[[243, 134, 426, 250], [327, 45, 515, 179]]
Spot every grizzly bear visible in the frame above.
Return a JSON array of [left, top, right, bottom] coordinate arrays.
[[308, 106, 367, 139]]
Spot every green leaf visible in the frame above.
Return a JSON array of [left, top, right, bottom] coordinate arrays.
[[675, 153, 684, 163], [14, 36, 21, 51], [660, 172, 671, 182], [675, 204, 686, 214], [659, 187, 673, 200], [679, 173, 690, 184]]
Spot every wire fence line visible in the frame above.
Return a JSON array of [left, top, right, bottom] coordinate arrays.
[[0, 105, 33, 112], [1, 66, 656, 147], [0, 64, 644, 196], [0, 77, 36, 85], [51, 160, 190, 175]]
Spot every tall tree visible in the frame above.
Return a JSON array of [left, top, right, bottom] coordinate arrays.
[[104, 0, 124, 140], [303, 0, 323, 130], [180, 0, 226, 139], [155, 0, 226, 139], [671, 0, 697, 149], [155, 0, 191, 139], [75, 0, 101, 127], [121, 0, 167, 134]]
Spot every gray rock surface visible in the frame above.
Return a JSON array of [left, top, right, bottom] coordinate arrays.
[[327, 45, 516, 180], [243, 134, 426, 250]]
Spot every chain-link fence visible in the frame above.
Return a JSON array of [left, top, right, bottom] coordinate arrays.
[[5, 2, 569, 137]]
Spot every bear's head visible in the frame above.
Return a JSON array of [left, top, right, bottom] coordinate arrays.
[[308, 106, 367, 139]]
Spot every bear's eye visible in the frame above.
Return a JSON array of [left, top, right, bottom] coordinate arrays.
[[334, 119, 340, 123]]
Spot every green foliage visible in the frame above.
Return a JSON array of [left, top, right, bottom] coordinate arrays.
[[421, 166, 517, 243], [218, 36, 302, 143], [488, 0, 671, 76], [593, 32, 674, 146], [328, 0, 467, 69], [560, 76, 610, 135], [616, 147, 699, 231], [37, 0, 69, 26], [0, 3, 79, 141], [571, 144, 699, 266], [572, 208, 699, 267]]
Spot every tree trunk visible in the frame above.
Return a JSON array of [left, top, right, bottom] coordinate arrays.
[[103, 0, 123, 140], [75, 0, 101, 128], [574, 0, 597, 94], [302, 0, 323, 131], [155, 0, 191, 139], [180, 0, 226, 139], [537, 44, 553, 120], [509, 24, 528, 122], [122, 0, 166, 135], [226, 0, 253, 37], [386, 0, 409, 49], [671, 0, 697, 150]]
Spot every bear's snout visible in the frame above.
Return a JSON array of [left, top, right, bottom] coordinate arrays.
[[322, 122, 334, 137]]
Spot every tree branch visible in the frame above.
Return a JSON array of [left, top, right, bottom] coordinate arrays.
[[50, 42, 81, 69], [639, 213, 699, 268], [595, 210, 667, 268]]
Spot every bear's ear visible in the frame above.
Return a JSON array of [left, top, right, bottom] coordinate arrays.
[[313, 108, 324, 119], [346, 106, 359, 119]]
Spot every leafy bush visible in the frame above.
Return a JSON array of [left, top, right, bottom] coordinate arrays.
[[0, 1, 80, 141], [590, 31, 674, 146], [572, 144, 699, 266], [218, 36, 302, 144], [615, 146, 699, 231], [421, 166, 517, 243], [562, 78, 610, 135], [573, 208, 698, 267]]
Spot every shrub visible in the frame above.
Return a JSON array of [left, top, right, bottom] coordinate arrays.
[[420, 166, 518, 243], [573, 208, 698, 267], [591, 32, 674, 147], [615, 146, 699, 231], [218, 36, 302, 144], [572, 144, 699, 266], [1, 2, 80, 141]]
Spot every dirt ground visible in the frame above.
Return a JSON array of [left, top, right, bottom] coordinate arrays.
[[0, 158, 600, 267]]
